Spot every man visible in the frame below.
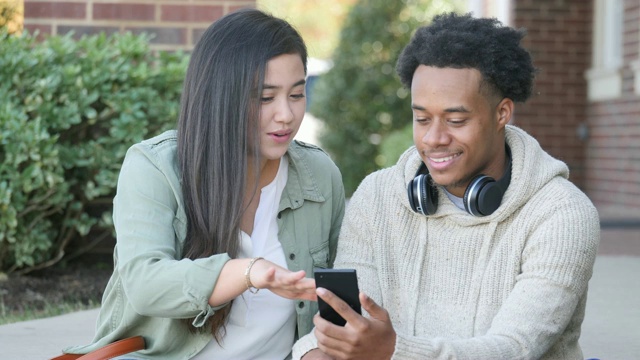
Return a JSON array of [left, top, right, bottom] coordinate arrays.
[[293, 12, 599, 360]]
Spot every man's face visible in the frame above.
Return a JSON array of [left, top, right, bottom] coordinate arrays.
[[411, 65, 511, 197]]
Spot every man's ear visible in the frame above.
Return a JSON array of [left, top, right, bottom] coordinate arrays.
[[496, 98, 514, 129]]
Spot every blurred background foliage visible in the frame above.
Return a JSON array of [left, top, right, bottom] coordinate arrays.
[[292, 0, 463, 195], [258, 0, 359, 60], [0, 0, 465, 272], [0, 0, 23, 34], [0, 30, 187, 273]]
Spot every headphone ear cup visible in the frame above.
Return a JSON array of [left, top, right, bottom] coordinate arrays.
[[407, 177, 420, 213], [463, 175, 502, 216], [423, 174, 438, 215], [407, 173, 438, 215]]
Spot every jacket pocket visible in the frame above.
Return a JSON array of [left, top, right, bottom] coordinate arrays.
[[309, 242, 330, 268]]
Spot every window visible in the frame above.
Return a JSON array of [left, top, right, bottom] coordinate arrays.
[[586, 0, 624, 101]]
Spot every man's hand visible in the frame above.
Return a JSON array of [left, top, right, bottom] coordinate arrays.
[[301, 349, 334, 360], [313, 288, 396, 360]]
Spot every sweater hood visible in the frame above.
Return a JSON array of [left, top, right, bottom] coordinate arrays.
[[396, 125, 569, 226]]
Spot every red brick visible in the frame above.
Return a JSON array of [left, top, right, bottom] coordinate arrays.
[[24, 1, 86, 19], [93, 3, 155, 21], [161, 5, 223, 22], [57, 25, 120, 39], [228, 5, 255, 13], [513, 0, 591, 189], [23, 23, 52, 38], [126, 27, 186, 45]]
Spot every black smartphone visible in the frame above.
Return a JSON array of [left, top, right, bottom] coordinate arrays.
[[314, 268, 362, 326]]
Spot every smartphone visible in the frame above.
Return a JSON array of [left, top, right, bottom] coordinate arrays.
[[314, 268, 361, 326]]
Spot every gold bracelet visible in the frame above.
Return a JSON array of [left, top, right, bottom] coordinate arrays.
[[245, 257, 264, 294]]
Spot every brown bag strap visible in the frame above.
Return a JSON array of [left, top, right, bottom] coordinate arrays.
[[50, 336, 146, 360]]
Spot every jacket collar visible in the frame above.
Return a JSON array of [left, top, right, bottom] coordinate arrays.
[[278, 141, 326, 212]]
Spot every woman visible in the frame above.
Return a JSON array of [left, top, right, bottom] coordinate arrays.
[[61, 9, 345, 359]]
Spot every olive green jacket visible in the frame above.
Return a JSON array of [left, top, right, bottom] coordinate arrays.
[[64, 130, 345, 359]]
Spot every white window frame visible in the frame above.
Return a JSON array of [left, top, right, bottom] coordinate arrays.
[[467, 0, 512, 25], [632, 6, 640, 95], [633, 61, 640, 96], [586, 0, 624, 101]]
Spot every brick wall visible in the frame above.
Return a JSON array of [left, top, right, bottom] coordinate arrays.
[[584, 1, 640, 219], [511, 0, 640, 220], [23, 0, 256, 51], [511, 0, 592, 190]]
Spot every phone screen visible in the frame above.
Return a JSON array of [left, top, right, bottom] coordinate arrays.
[[314, 268, 361, 326]]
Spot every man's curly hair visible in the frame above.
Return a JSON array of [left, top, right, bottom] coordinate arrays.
[[396, 12, 536, 103]]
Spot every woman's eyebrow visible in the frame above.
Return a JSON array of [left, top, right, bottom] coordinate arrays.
[[263, 79, 306, 90]]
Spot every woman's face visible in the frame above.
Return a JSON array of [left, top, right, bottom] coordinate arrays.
[[258, 53, 307, 162]]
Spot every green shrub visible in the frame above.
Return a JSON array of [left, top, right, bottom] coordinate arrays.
[[309, 0, 461, 195], [379, 123, 414, 168], [0, 29, 188, 273]]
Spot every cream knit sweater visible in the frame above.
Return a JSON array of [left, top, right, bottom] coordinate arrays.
[[293, 125, 600, 360]]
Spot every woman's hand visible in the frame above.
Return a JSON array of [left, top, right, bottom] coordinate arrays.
[[209, 258, 316, 307], [249, 259, 317, 301]]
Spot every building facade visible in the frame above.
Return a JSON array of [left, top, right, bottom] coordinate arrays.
[[472, 0, 640, 223], [23, 0, 256, 51], [21, 0, 640, 223]]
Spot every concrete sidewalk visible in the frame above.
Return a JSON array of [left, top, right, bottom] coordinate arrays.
[[1, 231, 639, 359], [580, 255, 640, 359], [0, 307, 99, 359]]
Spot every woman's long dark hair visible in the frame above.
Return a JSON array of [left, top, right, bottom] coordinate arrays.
[[176, 9, 307, 341]]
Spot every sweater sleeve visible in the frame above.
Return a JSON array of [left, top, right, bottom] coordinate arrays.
[[113, 145, 230, 323], [393, 194, 600, 359]]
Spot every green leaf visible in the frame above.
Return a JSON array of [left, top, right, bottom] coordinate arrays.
[[310, 0, 463, 195], [0, 29, 188, 272]]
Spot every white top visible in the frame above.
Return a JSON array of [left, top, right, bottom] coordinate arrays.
[[193, 156, 296, 359], [443, 188, 465, 211]]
